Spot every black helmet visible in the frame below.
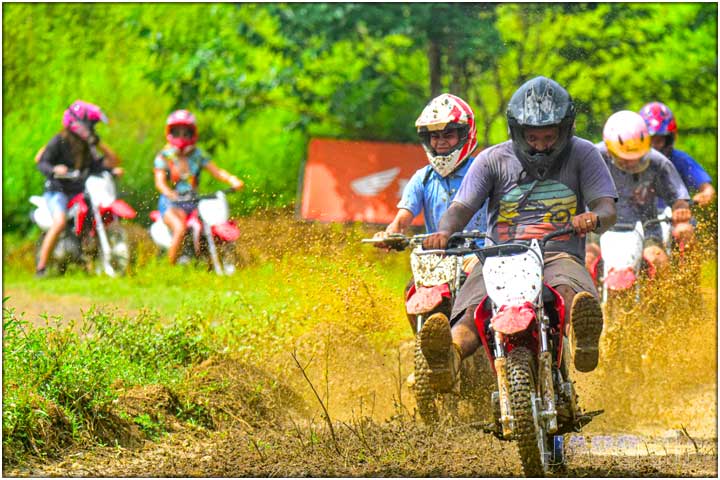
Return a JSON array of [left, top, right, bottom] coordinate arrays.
[[506, 76, 576, 180]]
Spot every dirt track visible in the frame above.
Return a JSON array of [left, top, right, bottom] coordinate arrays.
[[3, 284, 717, 477]]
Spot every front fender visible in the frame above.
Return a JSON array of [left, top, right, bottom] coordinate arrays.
[[106, 199, 137, 219], [211, 221, 240, 242], [405, 284, 450, 315], [491, 302, 537, 336]]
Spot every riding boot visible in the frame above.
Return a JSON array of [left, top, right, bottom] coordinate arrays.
[[419, 313, 461, 393], [570, 292, 604, 372]]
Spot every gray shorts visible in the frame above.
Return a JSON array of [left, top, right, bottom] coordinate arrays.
[[450, 251, 598, 323]]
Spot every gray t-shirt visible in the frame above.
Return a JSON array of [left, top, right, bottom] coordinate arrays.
[[594, 142, 689, 226], [454, 137, 617, 260]]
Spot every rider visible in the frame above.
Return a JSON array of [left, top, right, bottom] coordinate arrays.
[[373, 93, 487, 332], [586, 110, 691, 274], [420, 76, 618, 393], [639, 101, 715, 208], [153, 109, 244, 264], [35, 100, 121, 277]]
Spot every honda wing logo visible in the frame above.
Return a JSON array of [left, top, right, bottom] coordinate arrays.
[[350, 167, 401, 196]]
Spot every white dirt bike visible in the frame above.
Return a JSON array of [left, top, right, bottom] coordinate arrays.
[[421, 228, 601, 476], [149, 189, 240, 275], [30, 169, 136, 276], [363, 233, 492, 424]]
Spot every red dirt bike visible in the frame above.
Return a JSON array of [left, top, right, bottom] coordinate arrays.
[[363, 233, 491, 424], [421, 228, 602, 476], [30, 169, 136, 276], [149, 189, 240, 275], [587, 216, 674, 308]]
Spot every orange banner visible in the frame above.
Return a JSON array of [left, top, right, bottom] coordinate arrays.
[[299, 138, 427, 225]]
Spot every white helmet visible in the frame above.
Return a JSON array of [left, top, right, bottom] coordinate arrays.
[[603, 110, 651, 173], [415, 94, 478, 177]]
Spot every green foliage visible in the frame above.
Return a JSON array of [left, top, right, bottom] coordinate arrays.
[[2, 302, 214, 457], [2, 4, 717, 233]]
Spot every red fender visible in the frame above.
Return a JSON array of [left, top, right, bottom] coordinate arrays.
[[405, 284, 450, 315], [545, 284, 566, 367], [212, 220, 240, 242], [605, 267, 637, 290], [491, 302, 537, 335], [67, 193, 88, 236], [473, 296, 495, 373], [588, 254, 602, 282], [105, 199, 136, 219]]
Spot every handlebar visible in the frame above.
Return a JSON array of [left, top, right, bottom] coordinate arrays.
[[53, 170, 83, 180], [610, 216, 670, 232], [418, 226, 576, 261]]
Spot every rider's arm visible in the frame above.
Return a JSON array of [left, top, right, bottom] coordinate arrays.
[[423, 201, 476, 249], [36, 137, 64, 177], [154, 168, 178, 200], [693, 182, 716, 207], [205, 161, 244, 190], [671, 199, 692, 225], [97, 142, 121, 169], [386, 208, 414, 235], [583, 197, 616, 235]]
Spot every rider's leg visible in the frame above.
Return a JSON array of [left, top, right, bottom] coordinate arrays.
[[585, 233, 601, 275], [164, 208, 188, 264], [36, 212, 67, 272], [36, 192, 69, 274], [672, 221, 694, 249], [419, 264, 485, 393], [545, 253, 603, 373], [642, 244, 669, 273]]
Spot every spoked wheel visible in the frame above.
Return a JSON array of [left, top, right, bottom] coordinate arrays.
[[218, 241, 238, 275], [106, 223, 131, 275], [507, 346, 555, 477]]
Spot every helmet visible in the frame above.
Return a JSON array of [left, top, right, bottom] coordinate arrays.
[[62, 100, 108, 144], [415, 93, 477, 177], [639, 101, 677, 155], [165, 109, 198, 151], [603, 110, 651, 173], [506, 76, 576, 180]]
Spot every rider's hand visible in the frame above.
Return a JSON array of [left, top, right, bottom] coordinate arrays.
[[111, 167, 125, 177], [671, 206, 692, 225], [372, 230, 391, 250], [571, 212, 598, 236], [692, 188, 715, 207], [422, 231, 450, 250], [229, 176, 244, 191], [52, 164, 69, 176]]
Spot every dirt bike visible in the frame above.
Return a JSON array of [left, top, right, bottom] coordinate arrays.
[[588, 216, 671, 307], [420, 228, 602, 476], [149, 189, 240, 275], [30, 169, 136, 276], [362, 233, 492, 424]]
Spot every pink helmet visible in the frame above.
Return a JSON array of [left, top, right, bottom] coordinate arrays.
[[62, 100, 108, 143], [603, 110, 651, 173], [165, 109, 198, 151]]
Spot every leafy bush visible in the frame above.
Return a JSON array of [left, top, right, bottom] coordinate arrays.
[[2, 301, 214, 460]]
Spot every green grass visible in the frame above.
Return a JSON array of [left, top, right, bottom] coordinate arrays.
[[1, 222, 414, 462]]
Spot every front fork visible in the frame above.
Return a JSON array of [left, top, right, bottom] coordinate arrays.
[[493, 309, 558, 439], [91, 207, 116, 277], [203, 222, 225, 275]]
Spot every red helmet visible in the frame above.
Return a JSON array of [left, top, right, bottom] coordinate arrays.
[[62, 100, 107, 143], [165, 109, 198, 151], [415, 94, 477, 177]]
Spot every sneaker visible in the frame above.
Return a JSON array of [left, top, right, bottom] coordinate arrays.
[[419, 313, 461, 393], [571, 292, 604, 372]]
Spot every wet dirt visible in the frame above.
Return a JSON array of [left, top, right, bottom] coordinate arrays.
[[3, 214, 717, 477]]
